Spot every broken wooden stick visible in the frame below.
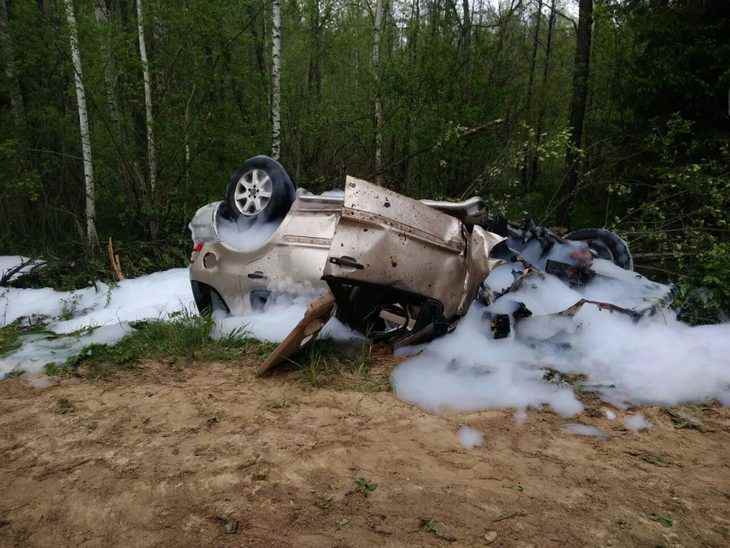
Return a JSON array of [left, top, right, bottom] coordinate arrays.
[[107, 237, 125, 281], [258, 290, 336, 376]]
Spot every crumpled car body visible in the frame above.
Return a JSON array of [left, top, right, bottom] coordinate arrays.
[[322, 177, 504, 345], [189, 156, 673, 372], [189, 173, 504, 343], [481, 224, 674, 339]]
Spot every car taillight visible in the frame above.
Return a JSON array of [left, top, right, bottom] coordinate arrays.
[[190, 242, 204, 263]]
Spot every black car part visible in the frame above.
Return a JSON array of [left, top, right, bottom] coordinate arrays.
[[325, 277, 450, 348], [191, 280, 230, 316]]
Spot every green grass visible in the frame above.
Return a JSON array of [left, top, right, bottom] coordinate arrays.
[[50, 311, 276, 379], [648, 513, 673, 528], [16, 310, 386, 387], [1, 320, 51, 359], [354, 477, 378, 497], [418, 518, 456, 541], [293, 339, 383, 390], [0, 323, 23, 357]]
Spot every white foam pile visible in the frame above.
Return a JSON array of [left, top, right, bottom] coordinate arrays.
[[1, 324, 133, 373], [211, 290, 362, 343], [485, 257, 670, 316], [0, 262, 358, 376], [216, 216, 279, 252], [392, 294, 730, 415], [1, 269, 194, 332], [0, 268, 195, 376], [624, 413, 652, 431]]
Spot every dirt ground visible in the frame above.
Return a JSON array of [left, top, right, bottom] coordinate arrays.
[[1, 357, 729, 548]]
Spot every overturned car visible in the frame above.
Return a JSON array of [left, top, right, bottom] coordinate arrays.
[[189, 156, 673, 370]]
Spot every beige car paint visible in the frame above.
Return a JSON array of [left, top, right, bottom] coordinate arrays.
[[323, 177, 504, 321], [189, 177, 504, 319], [190, 194, 342, 314]]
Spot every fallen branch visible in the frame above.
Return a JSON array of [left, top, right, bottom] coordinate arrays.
[[0, 258, 43, 286]]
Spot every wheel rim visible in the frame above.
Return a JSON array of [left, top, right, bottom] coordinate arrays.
[[233, 168, 273, 216]]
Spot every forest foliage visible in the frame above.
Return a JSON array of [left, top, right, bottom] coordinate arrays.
[[0, 0, 728, 319]]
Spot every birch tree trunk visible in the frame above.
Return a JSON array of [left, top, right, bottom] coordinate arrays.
[[136, 0, 157, 197], [559, 0, 593, 227], [0, 0, 26, 134], [271, 0, 282, 160], [64, 0, 99, 250], [372, 0, 385, 185]]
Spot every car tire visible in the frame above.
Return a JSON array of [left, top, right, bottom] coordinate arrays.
[[566, 228, 634, 270], [222, 155, 296, 222]]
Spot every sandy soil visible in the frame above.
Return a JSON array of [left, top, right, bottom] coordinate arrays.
[[1, 358, 729, 548]]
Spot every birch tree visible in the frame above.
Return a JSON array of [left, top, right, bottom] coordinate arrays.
[[372, 0, 385, 185], [136, 0, 157, 198], [271, 0, 282, 160], [64, 0, 99, 249]]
